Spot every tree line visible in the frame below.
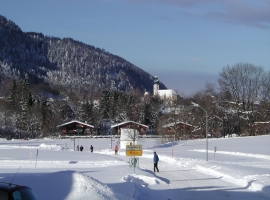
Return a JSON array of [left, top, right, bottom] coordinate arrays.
[[187, 63, 270, 139], [0, 63, 269, 140], [0, 75, 159, 139]]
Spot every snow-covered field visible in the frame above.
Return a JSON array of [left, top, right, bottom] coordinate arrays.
[[0, 135, 269, 200]]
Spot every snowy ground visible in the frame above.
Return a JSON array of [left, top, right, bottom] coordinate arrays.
[[0, 135, 269, 200]]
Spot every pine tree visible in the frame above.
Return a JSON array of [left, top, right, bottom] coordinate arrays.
[[7, 80, 18, 108], [99, 90, 111, 119]]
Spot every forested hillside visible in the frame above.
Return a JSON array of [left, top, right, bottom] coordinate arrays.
[[1, 15, 269, 140], [0, 15, 166, 97], [0, 15, 167, 139]]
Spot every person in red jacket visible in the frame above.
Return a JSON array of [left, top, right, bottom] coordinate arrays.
[[114, 145, 118, 155]]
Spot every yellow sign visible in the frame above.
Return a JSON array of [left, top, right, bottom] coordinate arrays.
[[126, 145, 142, 156], [126, 150, 142, 156]]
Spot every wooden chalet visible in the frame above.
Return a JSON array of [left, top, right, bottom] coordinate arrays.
[[111, 121, 149, 135], [57, 120, 94, 138], [162, 121, 193, 134]]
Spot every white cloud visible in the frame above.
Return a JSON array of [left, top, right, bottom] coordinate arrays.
[[203, 1, 270, 29], [126, 0, 270, 29]]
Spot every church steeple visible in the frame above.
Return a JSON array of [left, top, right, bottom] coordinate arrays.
[[153, 76, 159, 96]]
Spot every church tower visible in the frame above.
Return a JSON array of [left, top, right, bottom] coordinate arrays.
[[153, 76, 159, 96]]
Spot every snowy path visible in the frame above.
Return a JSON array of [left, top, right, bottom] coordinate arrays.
[[117, 153, 270, 200], [1, 137, 270, 200]]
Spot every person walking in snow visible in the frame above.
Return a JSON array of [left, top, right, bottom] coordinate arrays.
[[80, 145, 83, 151], [114, 145, 118, 155], [77, 145, 79, 151], [90, 145, 93, 153], [153, 151, 159, 172]]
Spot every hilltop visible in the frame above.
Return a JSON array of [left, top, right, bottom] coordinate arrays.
[[0, 15, 167, 97]]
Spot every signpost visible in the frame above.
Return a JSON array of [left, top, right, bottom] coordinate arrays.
[[126, 145, 142, 173], [126, 145, 142, 156]]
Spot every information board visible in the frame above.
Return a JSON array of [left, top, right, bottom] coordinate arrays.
[[126, 145, 142, 156]]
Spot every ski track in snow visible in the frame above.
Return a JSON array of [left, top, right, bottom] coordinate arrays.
[[0, 137, 269, 200], [0, 160, 126, 168], [109, 152, 270, 199], [191, 149, 270, 160]]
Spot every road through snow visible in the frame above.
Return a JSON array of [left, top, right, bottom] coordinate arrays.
[[0, 137, 269, 200], [117, 152, 270, 200]]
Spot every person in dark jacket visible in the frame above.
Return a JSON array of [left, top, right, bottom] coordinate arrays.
[[153, 151, 159, 172], [90, 145, 93, 153], [80, 145, 83, 151]]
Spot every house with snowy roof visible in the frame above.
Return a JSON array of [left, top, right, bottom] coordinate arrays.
[[162, 121, 193, 133], [111, 121, 149, 135], [111, 121, 149, 149], [57, 120, 94, 138], [162, 121, 194, 140]]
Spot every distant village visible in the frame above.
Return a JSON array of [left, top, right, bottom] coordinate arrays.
[[57, 76, 194, 148]]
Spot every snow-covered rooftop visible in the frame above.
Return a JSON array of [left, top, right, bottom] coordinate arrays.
[[111, 121, 149, 128], [56, 120, 94, 128], [162, 121, 193, 128], [158, 89, 177, 96]]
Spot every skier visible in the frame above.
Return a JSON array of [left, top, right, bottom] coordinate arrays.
[[114, 145, 118, 155], [153, 151, 159, 172], [90, 145, 93, 153]]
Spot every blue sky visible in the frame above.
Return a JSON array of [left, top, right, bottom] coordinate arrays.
[[0, 0, 269, 95]]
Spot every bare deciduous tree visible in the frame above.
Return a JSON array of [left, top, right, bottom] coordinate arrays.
[[218, 63, 269, 135]]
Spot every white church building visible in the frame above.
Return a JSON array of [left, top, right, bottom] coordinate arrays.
[[153, 76, 177, 101]]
